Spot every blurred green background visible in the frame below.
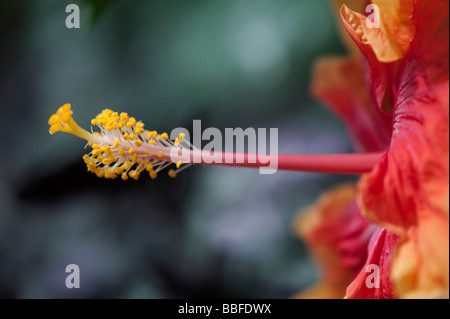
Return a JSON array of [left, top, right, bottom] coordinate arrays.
[[0, 0, 356, 298]]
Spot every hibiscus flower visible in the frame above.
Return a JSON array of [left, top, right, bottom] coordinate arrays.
[[48, 0, 448, 299], [295, 0, 448, 299]]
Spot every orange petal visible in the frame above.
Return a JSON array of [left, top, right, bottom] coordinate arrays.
[[310, 56, 391, 152], [292, 184, 375, 298], [331, 0, 367, 56], [391, 214, 449, 298], [340, 1, 414, 63]]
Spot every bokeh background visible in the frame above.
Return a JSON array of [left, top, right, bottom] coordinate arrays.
[[0, 0, 356, 298]]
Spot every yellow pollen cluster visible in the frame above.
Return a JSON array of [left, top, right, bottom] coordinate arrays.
[[49, 104, 192, 180]]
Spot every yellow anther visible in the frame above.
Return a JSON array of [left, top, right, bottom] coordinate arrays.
[[135, 122, 144, 135], [129, 147, 135, 154], [120, 112, 129, 122], [123, 133, 130, 140], [176, 160, 183, 168], [124, 162, 133, 170], [105, 149, 114, 156], [118, 149, 125, 156], [82, 154, 89, 162], [107, 155, 116, 164], [113, 140, 120, 148], [146, 164, 154, 171], [135, 140, 143, 147], [92, 149, 102, 157], [118, 121, 125, 128], [144, 150, 151, 155], [149, 139, 155, 145], [48, 114, 60, 125], [92, 144, 100, 149], [160, 133, 169, 140], [178, 133, 185, 140], [101, 146, 109, 152], [174, 138, 181, 145], [104, 169, 114, 179], [49, 124, 61, 135], [121, 172, 128, 180], [115, 167, 124, 175], [135, 128, 143, 135], [128, 134, 135, 141], [129, 170, 140, 180], [148, 130, 157, 138], [102, 158, 111, 165], [91, 118, 98, 126], [95, 168, 105, 178], [158, 151, 164, 158], [127, 117, 136, 128], [132, 153, 138, 162], [149, 170, 157, 179], [97, 155, 104, 162], [168, 169, 177, 178]]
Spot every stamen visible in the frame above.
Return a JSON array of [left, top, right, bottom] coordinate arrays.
[[49, 104, 383, 180], [48, 104, 194, 180]]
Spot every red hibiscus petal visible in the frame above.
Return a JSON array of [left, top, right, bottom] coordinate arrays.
[[311, 56, 392, 152], [358, 0, 449, 233], [293, 184, 375, 298], [345, 227, 399, 299], [357, 0, 449, 297]]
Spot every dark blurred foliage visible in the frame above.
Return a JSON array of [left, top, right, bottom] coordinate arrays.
[[0, 0, 356, 298], [79, 0, 120, 24]]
